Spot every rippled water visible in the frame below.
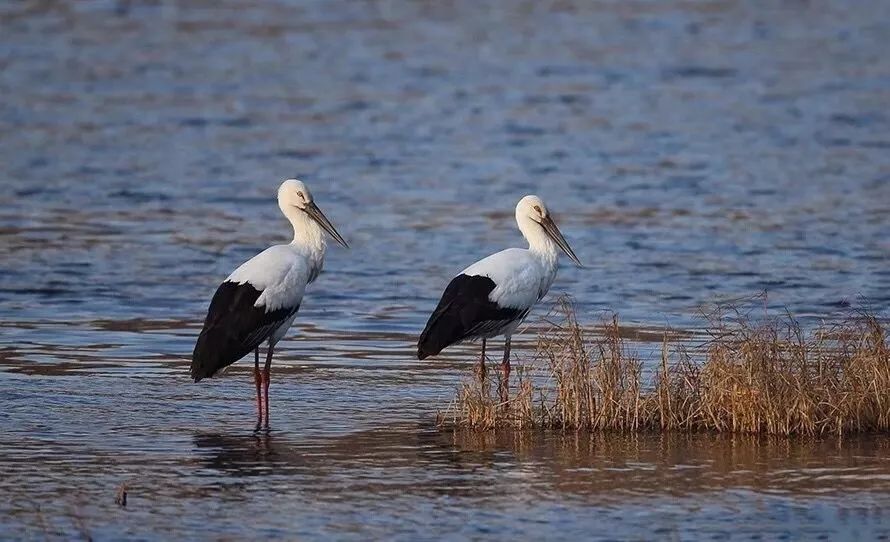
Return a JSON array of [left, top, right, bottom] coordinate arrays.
[[2, 0, 890, 539]]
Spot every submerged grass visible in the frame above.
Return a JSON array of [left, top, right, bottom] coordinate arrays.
[[444, 298, 890, 436]]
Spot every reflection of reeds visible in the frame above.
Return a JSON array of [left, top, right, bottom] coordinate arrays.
[[444, 298, 890, 436]]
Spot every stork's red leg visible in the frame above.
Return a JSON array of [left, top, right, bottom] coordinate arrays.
[[262, 343, 274, 430], [253, 347, 262, 431], [500, 337, 512, 403], [476, 338, 487, 384]]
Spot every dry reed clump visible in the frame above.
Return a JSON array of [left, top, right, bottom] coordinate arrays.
[[443, 299, 890, 436]]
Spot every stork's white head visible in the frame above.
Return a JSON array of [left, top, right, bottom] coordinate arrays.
[[516, 195, 549, 222], [515, 195, 582, 267], [277, 179, 348, 248], [278, 178, 313, 209]]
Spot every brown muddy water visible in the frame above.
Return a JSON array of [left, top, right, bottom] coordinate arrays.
[[2, 0, 890, 539]]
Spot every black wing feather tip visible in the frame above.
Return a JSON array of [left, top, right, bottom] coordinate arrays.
[[416, 340, 438, 360]]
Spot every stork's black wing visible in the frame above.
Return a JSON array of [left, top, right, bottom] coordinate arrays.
[[417, 274, 526, 360], [191, 281, 298, 381]]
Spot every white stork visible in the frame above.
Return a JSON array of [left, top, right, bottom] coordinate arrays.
[[191, 179, 348, 430], [417, 195, 582, 401]]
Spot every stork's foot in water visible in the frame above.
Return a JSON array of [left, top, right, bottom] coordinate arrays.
[[254, 390, 265, 432], [254, 411, 270, 433]]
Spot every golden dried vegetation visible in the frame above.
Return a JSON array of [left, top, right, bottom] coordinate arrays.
[[442, 298, 890, 436]]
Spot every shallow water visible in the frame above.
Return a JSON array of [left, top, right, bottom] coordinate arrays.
[[1, 0, 890, 539]]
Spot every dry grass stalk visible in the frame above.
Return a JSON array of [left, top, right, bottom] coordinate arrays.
[[444, 298, 890, 436]]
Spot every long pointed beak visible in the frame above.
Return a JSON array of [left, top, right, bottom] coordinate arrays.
[[541, 215, 582, 267], [305, 201, 349, 248]]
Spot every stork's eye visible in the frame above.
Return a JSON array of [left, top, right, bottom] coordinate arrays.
[[533, 205, 542, 214], [297, 191, 306, 201]]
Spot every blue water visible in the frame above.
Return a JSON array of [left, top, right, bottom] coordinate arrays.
[[1, 0, 890, 539]]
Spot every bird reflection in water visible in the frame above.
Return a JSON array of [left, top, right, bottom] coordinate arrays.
[[193, 432, 309, 477], [193, 429, 890, 501], [190, 424, 515, 497]]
